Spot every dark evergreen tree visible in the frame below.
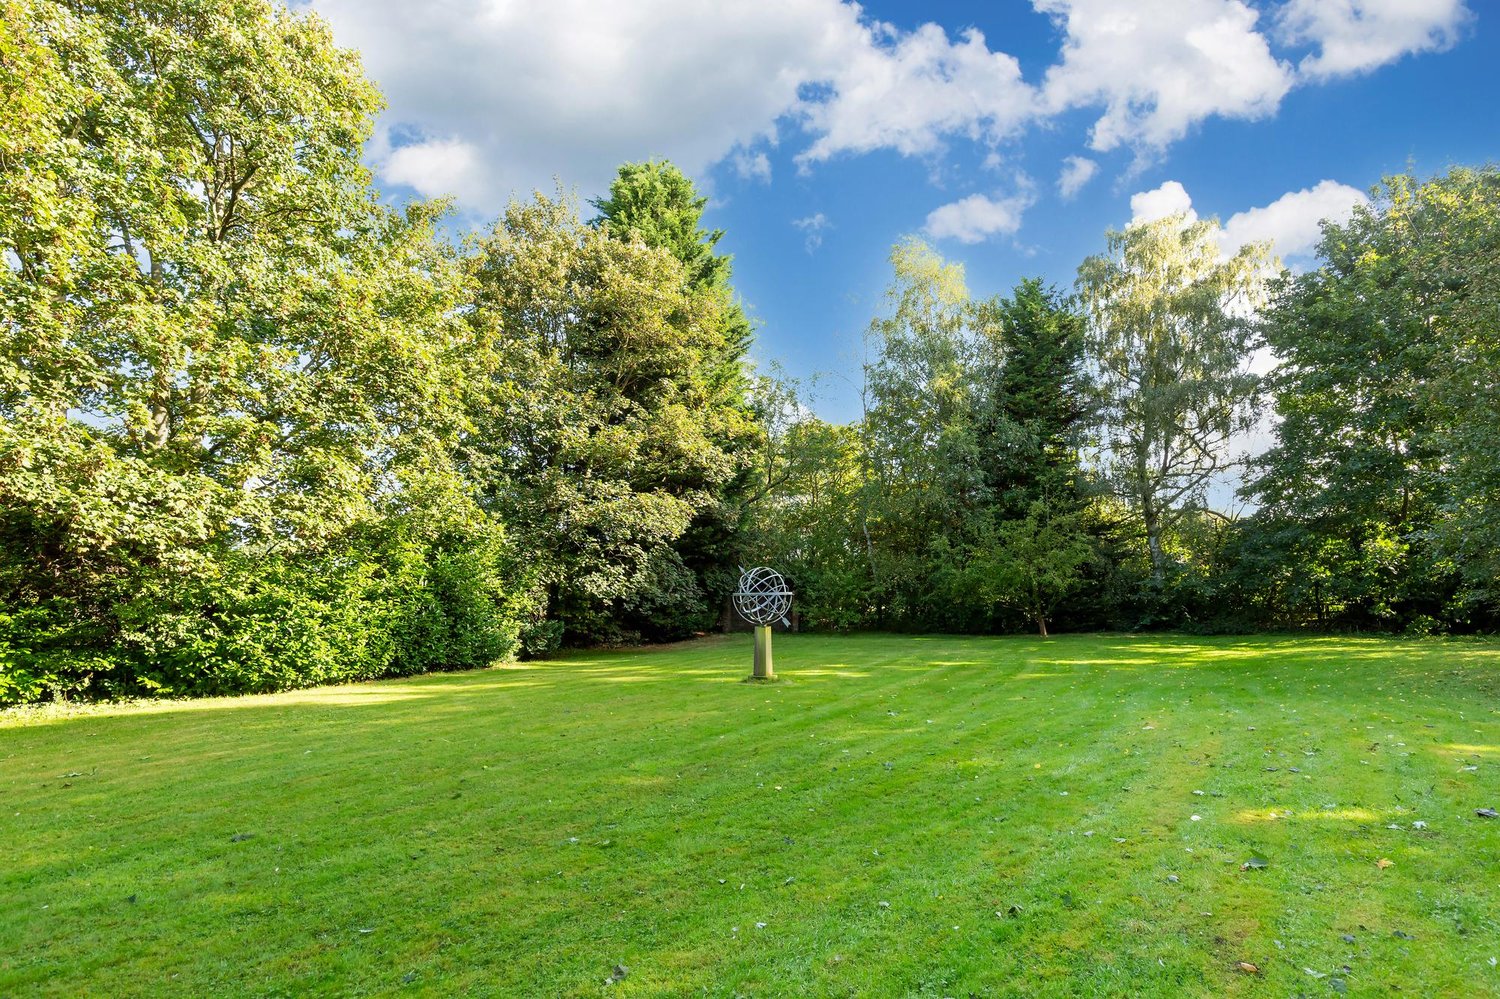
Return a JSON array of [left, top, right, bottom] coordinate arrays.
[[973, 278, 1092, 517]]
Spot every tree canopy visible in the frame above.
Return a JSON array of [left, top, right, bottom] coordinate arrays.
[[5, 1, 1500, 707]]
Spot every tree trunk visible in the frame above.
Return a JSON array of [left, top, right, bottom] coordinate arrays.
[[1035, 613, 1049, 638], [1142, 497, 1165, 583]]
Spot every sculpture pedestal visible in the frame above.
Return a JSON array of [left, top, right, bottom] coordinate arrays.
[[752, 625, 774, 680]]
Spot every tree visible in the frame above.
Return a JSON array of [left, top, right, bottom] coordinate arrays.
[[1246, 168, 1500, 628], [1076, 214, 1268, 581], [1410, 168, 1500, 612], [592, 161, 753, 390], [970, 502, 1095, 637], [859, 238, 985, 629], [464, 191, 749, 644], [590, 161, 758, 632], [0, 0, 518, 701], [972, 278, 1092, 517]]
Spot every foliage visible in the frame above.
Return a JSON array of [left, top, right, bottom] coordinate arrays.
[[463, 191, 751, 645], [858, 239, 983, 629], [748, 246, 1103, 636], [6, 0, 1500, 701], [966, 501, 1095, 636], [1077, 214, 1269, 581], [592, 161, 758, 634], [972, 277, 1093, 517], [0, 0, 527, 704], [1245, 168, 1500, 630]]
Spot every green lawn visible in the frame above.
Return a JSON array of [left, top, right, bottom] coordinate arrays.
[[3, 633, 1500, 997]]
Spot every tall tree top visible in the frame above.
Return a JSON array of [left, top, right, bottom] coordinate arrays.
[[591, 160, 731, 291]]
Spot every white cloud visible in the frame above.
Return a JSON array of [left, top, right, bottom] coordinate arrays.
[[796, 23, 1036, 166], [1130, 180, 1197, 224], [923, 191, 1033, 244], [792, 212, 831, 252], [380, 137, 488, 205], [310, 0, 1472, 216], [1057, 155, 1098, 199], [1037, 0, 1293, 153], [314, 0, 871, 214], [1128, 178, 1368, 262], [314, 0, 1041, 215], [733, 149, 773, 183], [1278, 0, 1472, 79], [1219, 179, 1368, 257]]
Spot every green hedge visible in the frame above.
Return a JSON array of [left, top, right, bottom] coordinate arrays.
[[0, 525, 536, 707]]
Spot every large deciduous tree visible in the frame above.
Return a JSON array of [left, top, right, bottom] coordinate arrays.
[[859, 238, 984, 629], [1077, 214, 1268, 581], [1247, 168, 1500, 627], [591, 161, 757, 629], [465, 191, 751, 645], [0, 0, 515, 701]]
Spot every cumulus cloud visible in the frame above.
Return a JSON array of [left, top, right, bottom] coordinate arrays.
[[1037, 0, 1293, 153], [1128, 178, 1367, 262], [379, 136, 488, 205], [1130, 180, 1197, 225], [1219, 179, 1368, 256], [792, 212, 832, 252], [313, 0, 869, 214], [796, 23, 1035, 166], [923, 191, 1033, 244], [1057, 155, 1098, 199], [314, 0, 1041, 215], [1278, 0, 1472, 79], [309, 0, 1472, 219]]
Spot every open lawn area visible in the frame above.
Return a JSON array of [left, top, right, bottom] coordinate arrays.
[[4, 633, 1500, 997]]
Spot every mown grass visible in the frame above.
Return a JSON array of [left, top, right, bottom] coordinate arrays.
[[3, 633, 1500, 997]]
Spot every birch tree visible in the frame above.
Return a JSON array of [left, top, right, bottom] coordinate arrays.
[[1076, 214, 1268, 580]]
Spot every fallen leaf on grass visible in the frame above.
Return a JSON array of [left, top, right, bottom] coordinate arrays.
[[1375, 858, 1393, 870], [1236, 962, 1259, 974], [1241, 855, 1270, 871]]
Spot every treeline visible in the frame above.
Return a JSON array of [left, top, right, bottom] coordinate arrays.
[[753, 169, 1500, 638], [3, 2, 1499, 707], [0, 1, 757, 703]]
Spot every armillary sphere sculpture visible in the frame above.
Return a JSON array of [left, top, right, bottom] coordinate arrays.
[[734, 566, 792, 680]]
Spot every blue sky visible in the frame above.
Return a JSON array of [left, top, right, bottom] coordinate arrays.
[[310, 0, 1494, 424]]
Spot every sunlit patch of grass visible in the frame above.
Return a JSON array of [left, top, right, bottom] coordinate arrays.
[[3, 632, 1500, 996], [1232, 807, 1385, 823]]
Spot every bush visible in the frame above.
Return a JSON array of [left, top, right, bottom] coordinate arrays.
[[0, 522, 535, 707]]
